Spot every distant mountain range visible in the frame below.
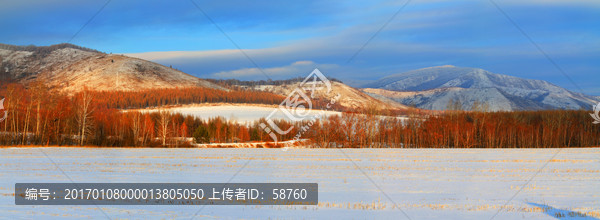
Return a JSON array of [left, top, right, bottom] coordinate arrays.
[[0, 43, 223, 93], [362, 65, 598, 111]]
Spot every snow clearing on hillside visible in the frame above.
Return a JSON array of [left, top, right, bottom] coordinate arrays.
[[137, 104, 343, 123]]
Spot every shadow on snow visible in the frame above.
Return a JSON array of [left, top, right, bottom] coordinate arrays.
[[527, 202, 598, 220]]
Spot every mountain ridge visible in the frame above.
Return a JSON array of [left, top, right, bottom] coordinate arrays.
[[362, 65, 597, 111]]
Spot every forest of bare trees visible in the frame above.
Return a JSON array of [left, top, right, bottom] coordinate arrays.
[[0, 83, 297, 146], [90, 86, 287, 109], [0, 83, 598, 148], [301, 111, 599, 148]]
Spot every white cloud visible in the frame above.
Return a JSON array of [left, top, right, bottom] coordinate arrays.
[[125, 49, 241, 61], [211, 61, 339, 79], [500, 0, 600, 7]]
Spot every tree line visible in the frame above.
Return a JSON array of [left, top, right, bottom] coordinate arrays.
[[300, 111, 599, 148], [0, 43, 102, 55], [90, 86, 288, 109], [0, 83, 598, 148], [0, 83, 302, 146], [205, 77, 343, 87]]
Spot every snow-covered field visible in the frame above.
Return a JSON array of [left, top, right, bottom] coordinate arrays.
[[140, 105, 342, 123], [1, 148, 598, 219]]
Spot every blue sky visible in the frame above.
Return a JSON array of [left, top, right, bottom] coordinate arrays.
[[1, 0, 599, 95]]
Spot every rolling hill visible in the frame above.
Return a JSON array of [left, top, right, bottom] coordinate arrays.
[[252, 81, 407, 111], [0, 43, 224, 93]]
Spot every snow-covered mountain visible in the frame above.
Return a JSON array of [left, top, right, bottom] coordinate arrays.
[[362, 65, 598, 111], [251, 81, 407, 110], [0, 43, 224, 93]]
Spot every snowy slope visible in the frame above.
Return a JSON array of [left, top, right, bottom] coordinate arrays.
[[139, 104, 342, 123], [363, 65, 598, 111], [0, 43, 224, 93], [254, 81, 407, 110]]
